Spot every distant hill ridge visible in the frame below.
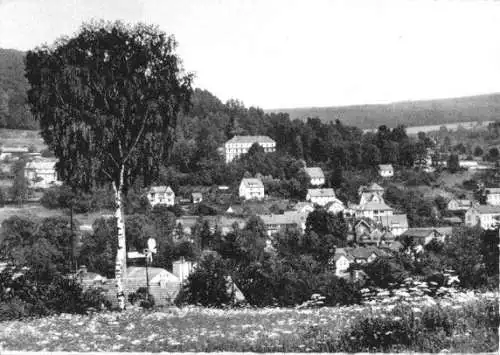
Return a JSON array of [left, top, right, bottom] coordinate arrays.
[[265, 93, 500, 129], [2, 46, 499, 131]]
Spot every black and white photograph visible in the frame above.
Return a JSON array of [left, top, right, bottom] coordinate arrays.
[[0, 0, 499, 353]]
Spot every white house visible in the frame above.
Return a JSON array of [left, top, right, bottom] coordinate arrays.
[[306, 188, 339, 206], [239, 178, 265, 200], [378, 164, 394, 178], [147, 186, 175, 207], [351, 183, 394, 221], [459, 160, 479, 170], [447, 198, 474, 211], [24, 158, 60, 188], [172, 257, 196, 284], [325, 199, 346, 215], [465, 205, 500, 230], [485, 188, 500, 206], [224, 136, 276, 163], [259, 211, 308, 237], [191, 192, 203, 204], [304, 167, 325, 186]]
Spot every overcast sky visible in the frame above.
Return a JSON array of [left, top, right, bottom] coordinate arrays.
[[1, 0, 500, 109]]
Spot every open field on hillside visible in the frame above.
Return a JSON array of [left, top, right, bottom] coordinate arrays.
[[0, 291, 497, 353], [0, 129, 46, 152], [0, 204, 111, 229]]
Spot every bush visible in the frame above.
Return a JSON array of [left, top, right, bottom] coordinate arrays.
[[176, 253, 235, 307], [0, 269, 110, 321], [128, 287, 155, 309]]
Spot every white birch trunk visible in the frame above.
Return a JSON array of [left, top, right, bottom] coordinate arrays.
[[113, 166, 127, 310]]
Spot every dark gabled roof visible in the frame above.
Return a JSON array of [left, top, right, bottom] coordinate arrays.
[[401, 228, 436, 238]]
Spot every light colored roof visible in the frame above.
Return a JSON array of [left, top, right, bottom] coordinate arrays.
[[293, 202, 314, 211], [25, 158, 57, 170], [226, 135, 275, 145], [380, 214, 408, 228], [434, 227, 453, 236], [240, 178, 264, 189], [259, 211, 307, 226], [378, 164, 393, 171], [304, 167, 325, 179], [126, 267, 179, 282], [307, 188, 335, 198], [149, 186, 174, 195], [0, 146, 29, 153], [486, 188, 500, 194], [192, 192, 202, 198], [401, 228, 436, 238], [471, 205, 500, 214]]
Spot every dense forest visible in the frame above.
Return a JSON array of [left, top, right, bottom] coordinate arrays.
[[267, 93, 500, 129], [0, 48, 37, 129]]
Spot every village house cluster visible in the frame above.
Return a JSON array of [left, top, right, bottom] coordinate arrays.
[[0, 145, 60, 192], [2, 132, 500, 302]]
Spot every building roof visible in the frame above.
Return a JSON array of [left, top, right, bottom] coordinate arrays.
[[259, 211, 307, 226], [367, 183, 384, 191], [307, 188, 335, 198], [485, 188, 500, 194], [293, 202, 315, 212], [226, 135, 275, 145], [442, 216, 462, 224], [380, 214, 408, 228], [401, 228, 436, 238], [471, 205, 500, 214], [0, 146, 29, 153], [378, 164, 393, 171], [434, 227, 453, 236], [126, 267, 179, 282], [25, 158, 57, 171], [192, 192, 203, 199], [304, 167, 325, 179], [149, 186, 174, 195], [240, 178, 264, 189]]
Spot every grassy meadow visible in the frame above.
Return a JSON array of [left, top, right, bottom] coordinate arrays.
[[0, 290, 497, 353]]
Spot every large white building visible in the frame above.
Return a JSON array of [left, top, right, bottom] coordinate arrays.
[[465, 205, 500, 230], [224, 136, 276, 163], [239, 178, 265, 200], [24, 158, 60, 189]]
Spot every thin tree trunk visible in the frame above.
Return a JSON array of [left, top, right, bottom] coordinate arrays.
[[113, 166, 127, 310]]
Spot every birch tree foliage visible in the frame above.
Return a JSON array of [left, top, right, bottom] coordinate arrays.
[[25, 20, 193, 192]]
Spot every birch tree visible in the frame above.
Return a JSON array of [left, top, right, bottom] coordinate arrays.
[[25, 20, 192, 309]]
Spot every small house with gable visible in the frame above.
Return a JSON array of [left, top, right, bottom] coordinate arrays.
[[306, 188, 342, 207], [304, 167, 325, 186], [239, 178, 265, 200], [147, 186, 175, 207], [378, 164, 394, 178]]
